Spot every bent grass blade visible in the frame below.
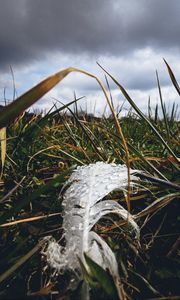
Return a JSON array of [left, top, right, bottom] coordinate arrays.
[[0, 66, 131, 212], [0, 68, 74, 129]]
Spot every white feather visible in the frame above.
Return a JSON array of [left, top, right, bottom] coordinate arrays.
[[44, 162, 140, 288]]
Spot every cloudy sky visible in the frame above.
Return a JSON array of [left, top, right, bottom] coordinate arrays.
[[0, 0, 180, 116]]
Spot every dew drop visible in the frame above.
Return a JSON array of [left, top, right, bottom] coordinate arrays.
[[79, 223, 83, 230]]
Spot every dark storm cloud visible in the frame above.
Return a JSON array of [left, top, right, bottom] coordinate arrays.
[[0, 0, 180, 69]]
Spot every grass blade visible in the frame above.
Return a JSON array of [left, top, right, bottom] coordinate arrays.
[[0, 167, 73, 223], [0, 68, 74, 128], [0, 127, 6, 177], [97, 63, 179, 165], [84, 254, 118, 298], [156, 71, 170, 140], [0, 212, 61, 227], [135, 193, 179, 219], [164, 59, 180, 95], [0, 242, 44, 284]]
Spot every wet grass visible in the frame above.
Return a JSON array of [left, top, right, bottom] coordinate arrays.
[[0, 61, 179, 300]]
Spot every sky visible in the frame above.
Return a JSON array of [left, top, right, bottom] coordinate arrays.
[[0, 0, 180, 116]]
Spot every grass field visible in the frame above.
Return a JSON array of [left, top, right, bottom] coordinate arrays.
[[0, 62, 179, 300]]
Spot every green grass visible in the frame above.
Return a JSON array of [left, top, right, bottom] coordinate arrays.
[[0, 61, 179, 300]]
